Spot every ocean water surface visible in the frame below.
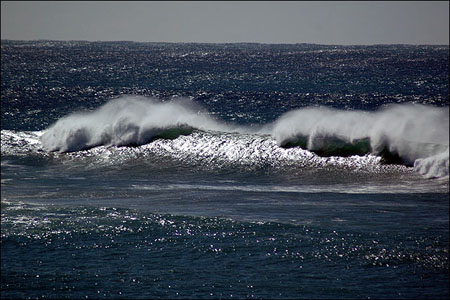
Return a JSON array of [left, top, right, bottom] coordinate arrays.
[[1, 41, 449, 299]]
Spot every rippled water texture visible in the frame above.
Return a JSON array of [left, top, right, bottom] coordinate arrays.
[[1, 41, 449, 299], [2, 41, 448, 131], [1, 199, 448, 299]]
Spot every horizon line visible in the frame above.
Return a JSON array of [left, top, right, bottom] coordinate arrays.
[[1, 39, 449, 47]]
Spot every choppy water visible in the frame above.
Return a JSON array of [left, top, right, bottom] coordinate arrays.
[[1, 197, 448, 299], [1, 40, 449, 299]]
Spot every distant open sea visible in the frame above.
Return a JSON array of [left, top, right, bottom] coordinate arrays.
[[1, 40, 449, 299]]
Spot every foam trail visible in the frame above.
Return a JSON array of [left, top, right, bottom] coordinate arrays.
[[271, 103, 449, 177], [40, 96, 242, 152], [414, 150, 449, 179]]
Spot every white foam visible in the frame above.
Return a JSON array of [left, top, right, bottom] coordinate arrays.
[[271, 103, 449, 177], [36, 98, 450, 179], [414, 149, 449, 179], [40, 96, 240, 152]]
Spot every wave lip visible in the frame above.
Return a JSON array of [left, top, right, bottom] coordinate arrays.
[[271, 104, 449, 177], [40, 96, 234, 152], [38, 97, 449, 179]]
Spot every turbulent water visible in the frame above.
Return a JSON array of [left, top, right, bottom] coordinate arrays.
[[1, 41, 449, 299]]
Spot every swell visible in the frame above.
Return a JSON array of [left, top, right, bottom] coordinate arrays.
[[270, 104, 449, 178], [2, 128, 387, 173], [280, 136, 372, 158], [278, 134, 448, 167], [39, 96, 246, 153], [0, 127, 445, 180], [15, 96, 449, 179]]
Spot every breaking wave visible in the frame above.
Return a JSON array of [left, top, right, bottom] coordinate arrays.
[[40, 96, 243, 152], [270, 104, 449, 178], [38, 96, 449, 178]]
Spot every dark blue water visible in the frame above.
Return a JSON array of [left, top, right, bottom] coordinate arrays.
[[1, 40, 449, 299]]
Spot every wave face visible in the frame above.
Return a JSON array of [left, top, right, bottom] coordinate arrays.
[[38, 97, 449, 179], [40, 96, 240, 152], [271, 104, 449, 178]]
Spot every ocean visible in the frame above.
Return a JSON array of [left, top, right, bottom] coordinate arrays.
[[1, 40, 449, 299]]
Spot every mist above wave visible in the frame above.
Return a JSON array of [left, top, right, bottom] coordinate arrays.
[[38, 96, 449, 178], [271, 103, 449, 178], [40, 96, 241, 152]]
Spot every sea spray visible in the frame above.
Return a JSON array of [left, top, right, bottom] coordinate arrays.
[[39, 97, 449, 178], [40, 96, 240, 152], [271, 103, 449, 176]]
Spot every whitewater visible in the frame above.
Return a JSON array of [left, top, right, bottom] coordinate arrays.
[[2, 41, 448, 299], [37, 96, 449, 179]]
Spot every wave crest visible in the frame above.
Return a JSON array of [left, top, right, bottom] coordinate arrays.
[[271, 104, 449, 176], [39, 97, 449, 178], [40, 96, 232, 152]]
